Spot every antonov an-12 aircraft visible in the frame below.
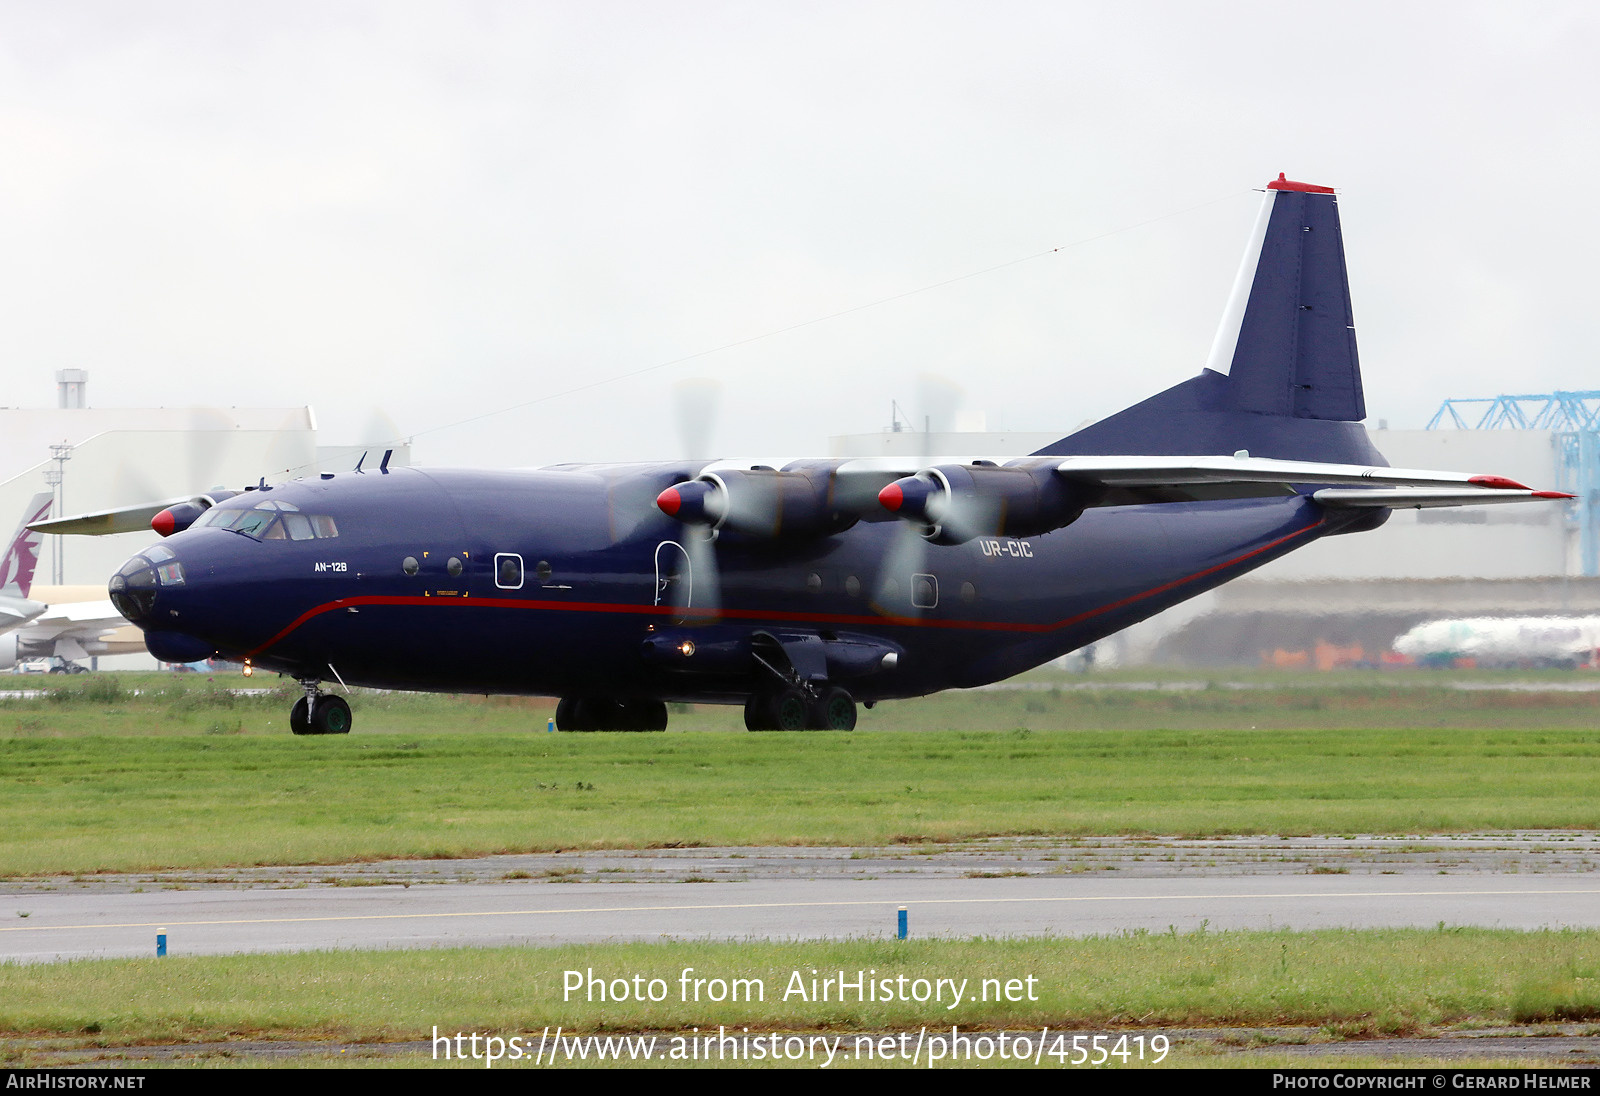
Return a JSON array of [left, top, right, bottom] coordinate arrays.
[[38, 175, 1570, 732]]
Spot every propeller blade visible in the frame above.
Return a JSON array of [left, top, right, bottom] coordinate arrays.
[[673, 378, 722, 461], [677, 526, 722, 621], [871, 520, 929, 616], [187, 407, 234, 496]]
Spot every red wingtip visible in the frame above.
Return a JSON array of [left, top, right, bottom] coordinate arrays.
[[1469, 474, 1532, 490], [151, 508, 177, 537], [878, 482, 904, 512], [655, 487, 682, 517], [1533, 491, 1578, 500], [1266, 172, 1336, 194]]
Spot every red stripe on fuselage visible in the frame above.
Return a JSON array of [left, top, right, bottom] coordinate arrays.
[[243, 519, 1323, 659]]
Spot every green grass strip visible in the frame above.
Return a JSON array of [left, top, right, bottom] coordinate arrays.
[[1, 929, 1596, 1044], [2, 726, 1598, 874]]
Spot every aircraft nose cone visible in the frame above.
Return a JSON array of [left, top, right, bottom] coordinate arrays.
[[108, 569, 156, 624], [108, 549, 189, 625]]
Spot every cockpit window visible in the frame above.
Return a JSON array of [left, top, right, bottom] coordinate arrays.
[[197, 501, 340, 541], [281, 513, 315, 541], [232, 510, 277, 538]]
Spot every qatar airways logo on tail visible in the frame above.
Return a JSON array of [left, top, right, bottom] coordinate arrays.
[[0, 498, 51, 597]]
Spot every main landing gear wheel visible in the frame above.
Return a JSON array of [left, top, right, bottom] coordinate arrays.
[[809, 686, 857, 730], [556, 697, 668, 732], [312, 694, 353, 735], [291, 685, 353, 735], [743, 687, 811, 731]]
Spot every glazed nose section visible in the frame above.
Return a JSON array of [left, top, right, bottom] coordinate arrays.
[[108, 548, 188, 625]]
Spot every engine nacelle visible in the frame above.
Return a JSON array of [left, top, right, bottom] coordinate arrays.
[[657, 468, 859, 540], [151, 491, 243, 537], [878, 462, 1096, 545], [0, 633, 17, 671]]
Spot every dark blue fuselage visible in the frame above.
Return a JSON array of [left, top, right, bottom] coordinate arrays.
[[124, 464, 1340, 703]]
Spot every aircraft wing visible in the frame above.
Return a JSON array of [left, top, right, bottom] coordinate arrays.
[[831, 454, 1569, 510], [26, 496, 199, 537], [13, 601, 143, 659]]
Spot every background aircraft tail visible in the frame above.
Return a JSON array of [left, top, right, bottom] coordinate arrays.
[[1036, 175, 1384, 467], [0, 493, 52, 599]]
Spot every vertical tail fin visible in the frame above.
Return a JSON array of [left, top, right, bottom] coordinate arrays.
[[1038, 174, 1381, 466], [1209, 174, 1364, 421], [0, 493, 53, 599]]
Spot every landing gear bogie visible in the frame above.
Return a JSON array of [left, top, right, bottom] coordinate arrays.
[[744, 685, 855, 731]]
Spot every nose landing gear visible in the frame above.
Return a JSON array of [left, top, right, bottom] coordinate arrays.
[[290, 680, 352, 735]]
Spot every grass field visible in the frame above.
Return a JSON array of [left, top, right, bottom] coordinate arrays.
[[10, 667, 1600, 734], [0, 928, 1596, 1066], [1, 671, 1598, 874], [3, 669, 1598, 1068]]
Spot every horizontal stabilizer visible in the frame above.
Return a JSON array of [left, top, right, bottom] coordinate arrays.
[[0, 596, 47, 625], [1313, 487, 1574, 509], [1052, 454, 1537, 492]]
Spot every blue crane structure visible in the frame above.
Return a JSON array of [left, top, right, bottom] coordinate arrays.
[[1427, 391, 1600, 575]]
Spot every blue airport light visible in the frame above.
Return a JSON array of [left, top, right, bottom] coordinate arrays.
[[897, 906, 907, 940]]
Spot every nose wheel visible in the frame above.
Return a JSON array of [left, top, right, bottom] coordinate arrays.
[[290, 682, 352, 735]]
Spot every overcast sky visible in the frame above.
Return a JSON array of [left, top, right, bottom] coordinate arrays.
[[2, 1, 1595, 471]]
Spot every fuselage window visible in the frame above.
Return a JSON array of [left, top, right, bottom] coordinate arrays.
[[402, 556, 420, 576], [447, 556, 463, 578], [495, 554, 524, 590]]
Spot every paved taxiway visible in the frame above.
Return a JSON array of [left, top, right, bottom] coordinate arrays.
[[3, 834, 1597, 962]]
